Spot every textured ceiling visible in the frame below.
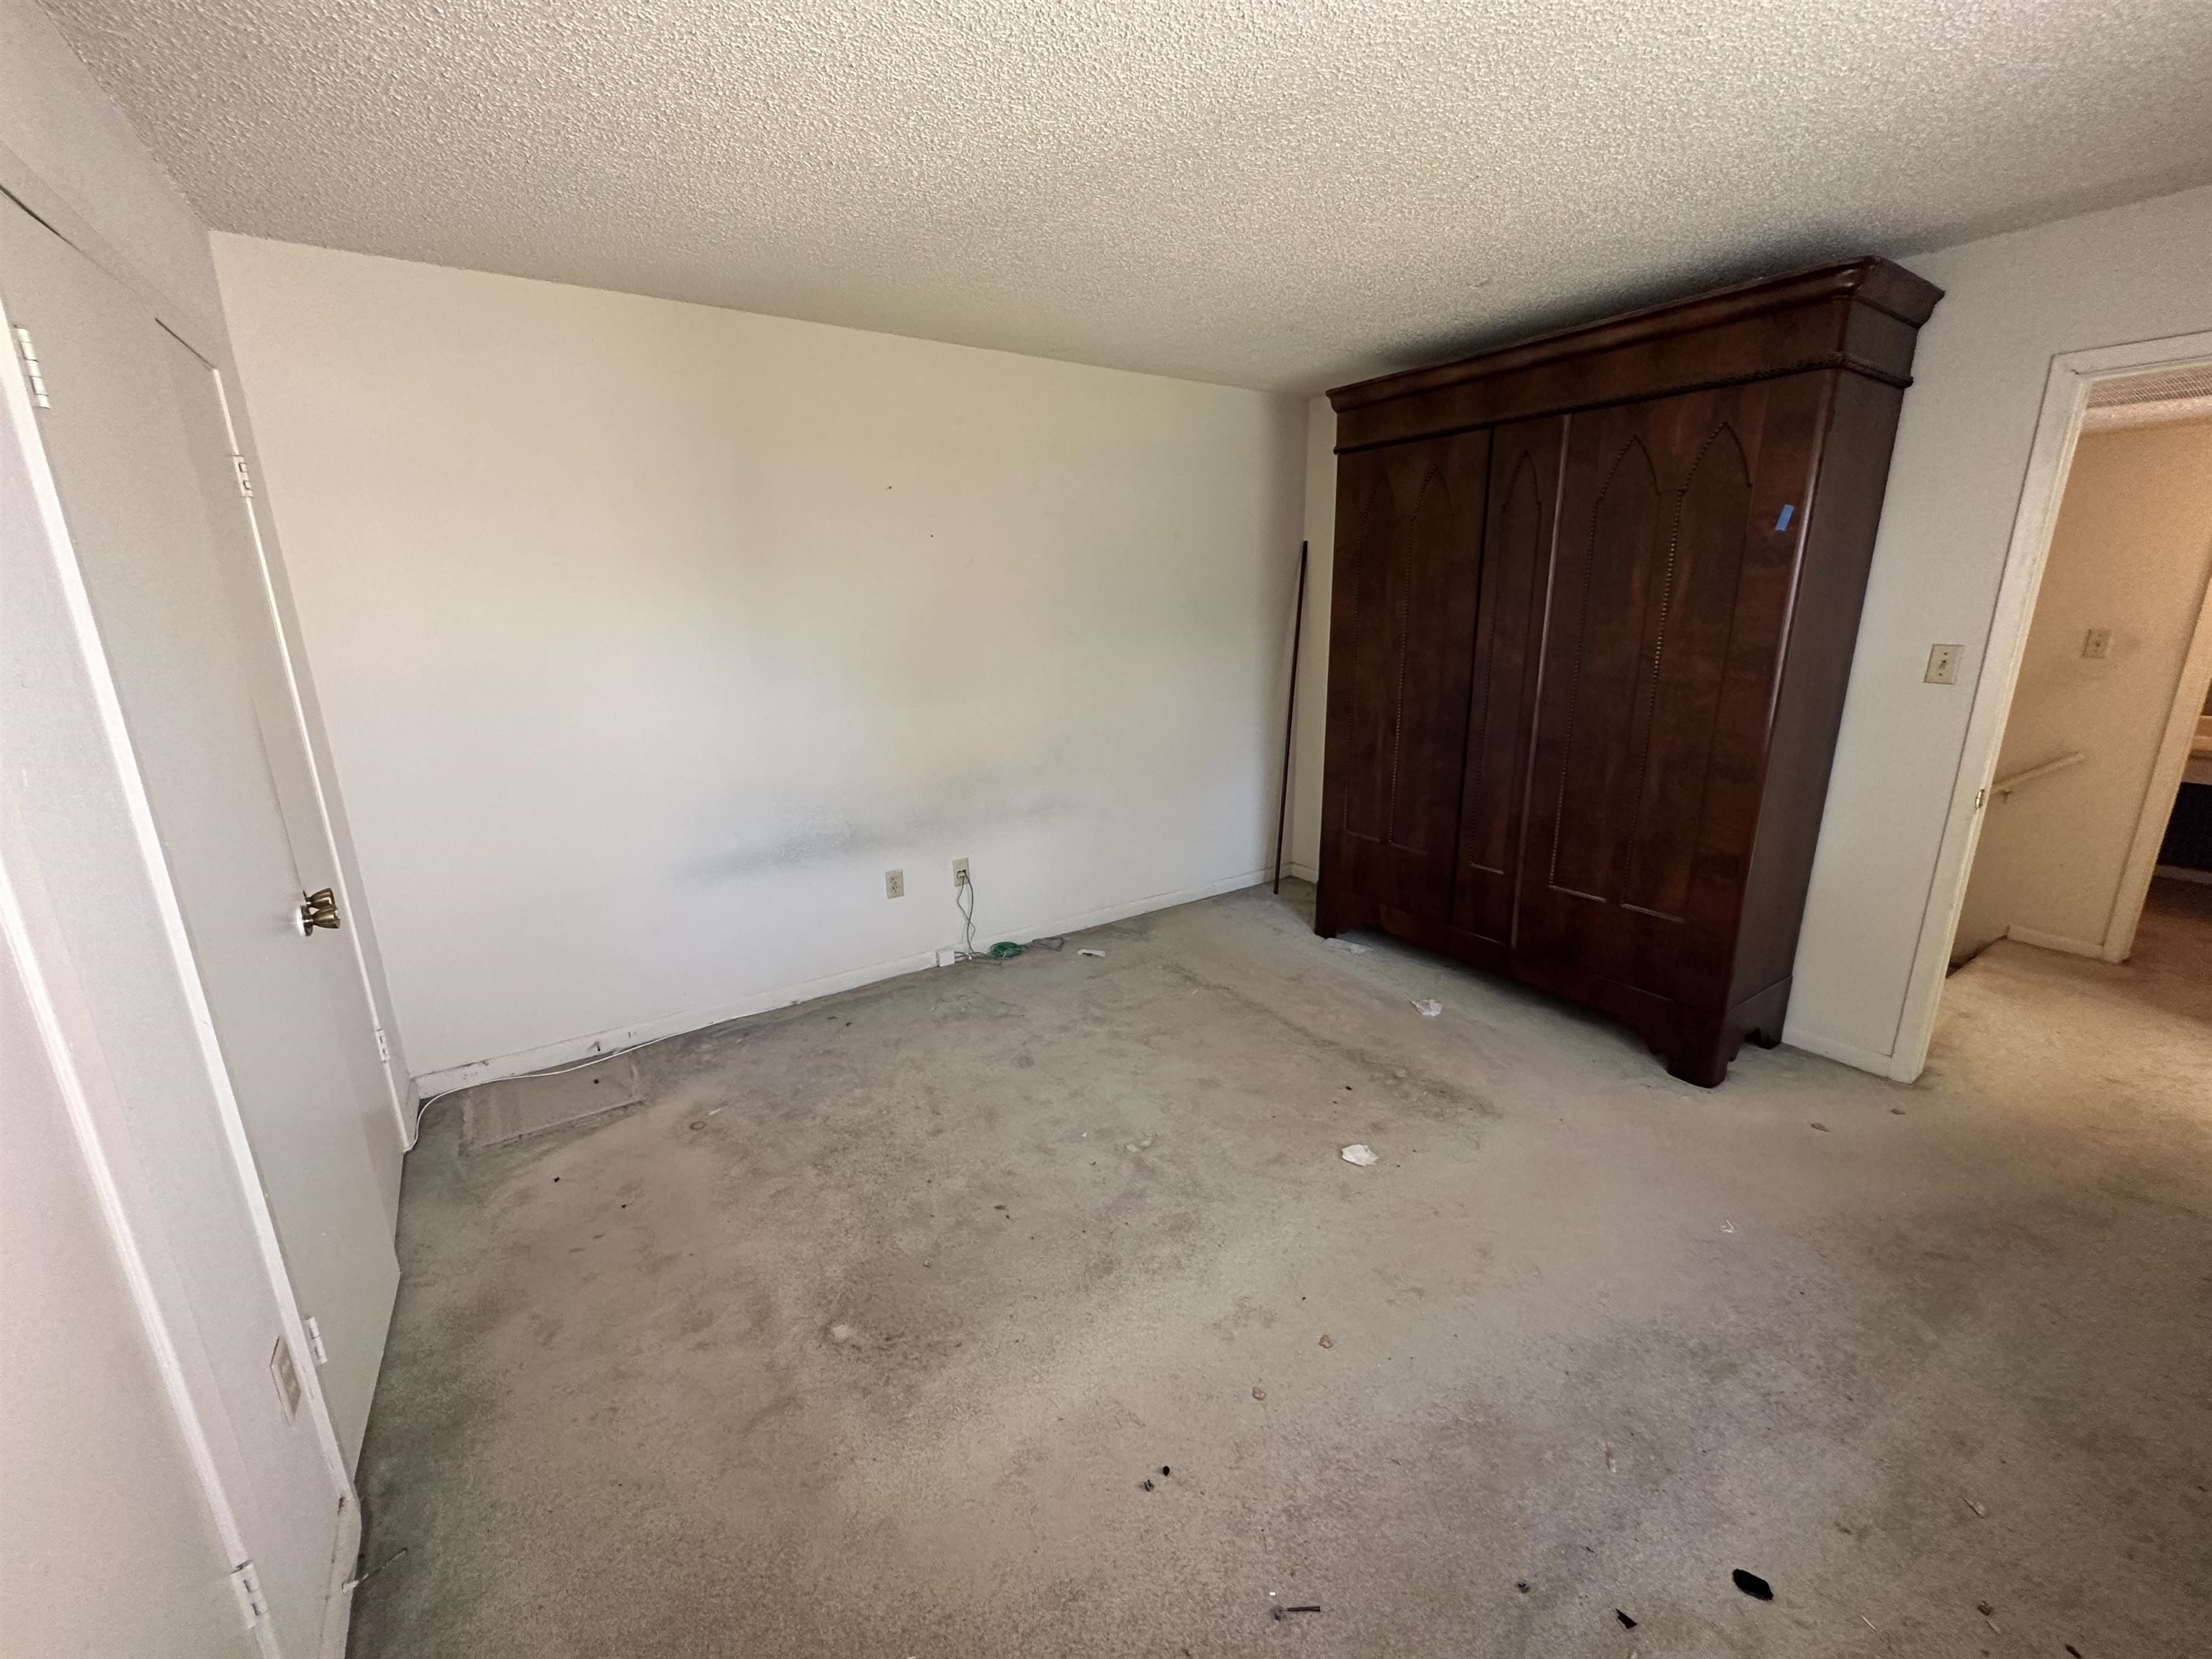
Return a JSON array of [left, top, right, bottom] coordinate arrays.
[[42, 0, 2212, 392]]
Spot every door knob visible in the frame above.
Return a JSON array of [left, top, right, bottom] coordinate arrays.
[[298, 889, 341, 933]]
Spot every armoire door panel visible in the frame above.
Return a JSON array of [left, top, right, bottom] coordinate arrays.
[[1546, 426, 1661, 902], [1330, 464, 1398, 846], [1619, 419, 1755, 921], [1451, 416, 1563, 943], [1518, 377, 1823, 1004], [1321, 431, 1489, 920], [1674, 380, 1830, 945]]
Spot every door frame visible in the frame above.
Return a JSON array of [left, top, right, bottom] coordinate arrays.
[[2, 291, 359, 1654], [2, 108, 385, 1646], [1890, 327, 2212, 1079]]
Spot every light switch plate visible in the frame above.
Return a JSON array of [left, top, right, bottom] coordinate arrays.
[[1925, 643, 1963, 685]]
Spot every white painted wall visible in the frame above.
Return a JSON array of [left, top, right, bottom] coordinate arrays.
[[212, 237, 1308, 1084], [1954, 419, 2212, 956], [0, 948, 253, 1659], [1789, 186, 2212, 1069]]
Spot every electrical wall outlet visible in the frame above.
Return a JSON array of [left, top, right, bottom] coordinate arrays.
[[1925, 643, 1963, 685], [884, 869, 904, 899], [953, 858, 971, 888], [2082, 627, 2112, 660]]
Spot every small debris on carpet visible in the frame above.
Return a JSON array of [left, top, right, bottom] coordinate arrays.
[[1721, 1220, 1736, 1233], [1318, 1334, 1334, 1348], [1732, 1569, 1773, 1600], [1341, 1143, 1380, 1167], [1966, 1498, 1987, 1516], [1270, 1605, 1323, 1620], [1411, 997, 1443, 1017], [1252, 1386, 1267, 1401], [1616, 1609, 1638, 1629], [1976, 1600, 1994, 1617], [1078, 948, 1106, 958], [1516, 1580, 1531, 1594], [1141, 1478, 1154, 1491], [1810, 1121, 1830, 1132]]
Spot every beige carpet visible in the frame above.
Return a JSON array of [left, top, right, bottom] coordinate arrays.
[[348, 878, 2211, 1658]]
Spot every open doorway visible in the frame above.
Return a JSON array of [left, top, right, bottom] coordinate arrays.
[[1928, 355, 2212, 1048]]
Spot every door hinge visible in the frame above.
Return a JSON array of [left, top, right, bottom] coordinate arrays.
[[297, 887, 341, 933], [374, 1025, 392, 1064], [1974, 787, 1987, 811], [12, 325, 51, 408], [230, 1560, 269, 1628], [231, 452, 254, 498], [304, 1314, 329, 1364]]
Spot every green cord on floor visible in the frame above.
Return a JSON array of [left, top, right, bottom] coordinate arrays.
[[986, 940, 1025, 960]]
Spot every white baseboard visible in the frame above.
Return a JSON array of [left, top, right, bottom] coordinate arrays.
[[1779, 1022, 1898, 1080], [411, 866, 1272, 1099], [2005, 924, 2103, 957]]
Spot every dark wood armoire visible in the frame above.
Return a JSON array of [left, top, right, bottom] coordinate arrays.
[[1314, 258, 1942, 1085]]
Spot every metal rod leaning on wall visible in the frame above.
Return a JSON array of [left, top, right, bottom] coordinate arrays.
[[1273, 540, 1309, 894]]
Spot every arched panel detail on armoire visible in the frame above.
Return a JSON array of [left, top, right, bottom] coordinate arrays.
[[1387, 459, 1468, 853], [1320, 428, 1490, 922], [1333, 459, 1402, 846], [1453, 416, 1563, 946], [1550, 432, 1660, 902], [1622, 419, 1755, 920]]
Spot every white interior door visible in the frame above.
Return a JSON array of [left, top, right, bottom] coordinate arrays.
[[4, 301, 349, 1653], [1, 197, 398, 1465], [165, 324, 407, 1228]]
